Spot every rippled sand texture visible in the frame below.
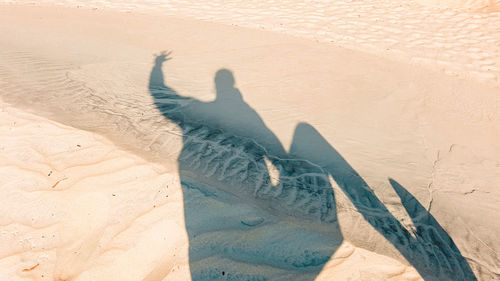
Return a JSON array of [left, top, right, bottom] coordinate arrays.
[[0, 100, 189, 281], [4, 0, 500, 84], [0, 101, 427, 280], [0, 3, 499, 281]]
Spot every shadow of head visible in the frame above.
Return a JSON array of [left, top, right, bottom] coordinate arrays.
[[215, 69, 241, 100]]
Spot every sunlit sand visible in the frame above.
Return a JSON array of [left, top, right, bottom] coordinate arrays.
[[0, 2, 498, 280]]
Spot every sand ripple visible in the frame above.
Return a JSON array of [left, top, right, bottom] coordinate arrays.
[[4, 0, 500, 84]]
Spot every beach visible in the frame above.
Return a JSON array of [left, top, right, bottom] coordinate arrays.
[[0, 2, 499, 280]]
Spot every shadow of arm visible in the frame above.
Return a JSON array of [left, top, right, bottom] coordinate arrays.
[[149, 52, 190, 114], [389, 178, 476, 280]]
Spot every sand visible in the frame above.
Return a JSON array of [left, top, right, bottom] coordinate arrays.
[[0, 2, 499, 281], [0, 99, 424, 280], [3, 0, 500, 84]]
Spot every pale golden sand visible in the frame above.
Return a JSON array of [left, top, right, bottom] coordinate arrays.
[[0, 3, 498, 281]]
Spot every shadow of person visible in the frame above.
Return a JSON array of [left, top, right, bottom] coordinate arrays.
[[149, 52, 476, 281], [149, 52, 341, 280], [289, 123, 477, 281]]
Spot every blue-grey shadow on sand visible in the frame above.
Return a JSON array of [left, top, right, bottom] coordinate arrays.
[[148, 52, 476, 281]]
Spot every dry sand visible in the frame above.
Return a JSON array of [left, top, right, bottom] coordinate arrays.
[[0, 2, 499, 281]]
